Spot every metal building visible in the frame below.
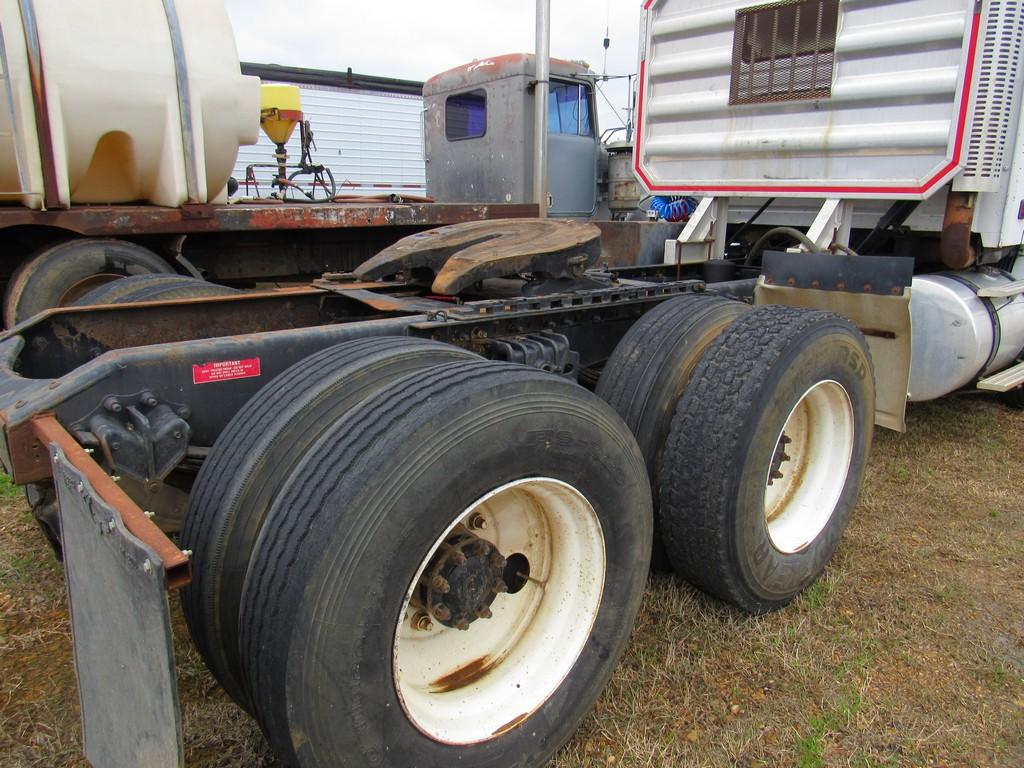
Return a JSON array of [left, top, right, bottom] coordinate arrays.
[[234, 63, 427, 197]]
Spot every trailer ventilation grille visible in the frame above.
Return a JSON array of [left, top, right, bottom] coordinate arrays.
[[729, 0, 839, 106], [962, 2, 1024, 188]]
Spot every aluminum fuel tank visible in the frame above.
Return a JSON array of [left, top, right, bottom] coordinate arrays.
[[908, 270, 1024, 402]]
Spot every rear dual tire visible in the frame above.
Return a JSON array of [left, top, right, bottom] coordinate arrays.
[[596, 293, 749, 570], [4, 238, 173, 326], [181, 337, 481, 709], [659, 305, 875, 612], [183, 348, 652, 768], [239, 362, 652, 766]]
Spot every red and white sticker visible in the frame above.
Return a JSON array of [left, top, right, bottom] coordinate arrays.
[[192, 357, 261, 385]]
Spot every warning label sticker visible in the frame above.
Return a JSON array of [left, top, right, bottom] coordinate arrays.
[[192, 357, 261, 385]]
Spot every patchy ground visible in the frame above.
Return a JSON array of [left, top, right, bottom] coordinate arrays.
[[1, 397, 1021, 767]]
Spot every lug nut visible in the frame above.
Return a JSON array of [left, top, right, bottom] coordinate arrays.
[[454, 616, 470, 631], [492, 579, 508, 594], [430, 575, 450, 593], [412, 611, 433, 631], [475, 606, 492, 619], [467, 512, 487, 530], [432, 604, 451, 622], [490, 552, 506, 569]]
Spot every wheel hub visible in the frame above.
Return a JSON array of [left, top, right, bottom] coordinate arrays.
[[418, 525, 508, 630]]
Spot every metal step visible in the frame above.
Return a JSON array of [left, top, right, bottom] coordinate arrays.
[[977, 360, 1024, 392], [977, 279, 1024, 298]]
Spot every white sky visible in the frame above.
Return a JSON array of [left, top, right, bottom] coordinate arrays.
[[223, 0, 643, 137]]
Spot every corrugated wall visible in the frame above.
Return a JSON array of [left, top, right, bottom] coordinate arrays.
[[234, 83, 426, 197]]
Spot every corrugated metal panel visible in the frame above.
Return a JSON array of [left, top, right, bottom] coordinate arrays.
[[234, 82, 426, 197], [635, 0, 981, 199]]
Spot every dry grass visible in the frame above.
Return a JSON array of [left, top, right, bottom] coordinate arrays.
[[1, 396, 1021, 767]]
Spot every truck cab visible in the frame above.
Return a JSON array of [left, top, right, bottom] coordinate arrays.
[[423, 54, 602, 217]]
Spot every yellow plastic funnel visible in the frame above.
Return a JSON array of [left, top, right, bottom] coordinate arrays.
[[260, 84, 302, 145]]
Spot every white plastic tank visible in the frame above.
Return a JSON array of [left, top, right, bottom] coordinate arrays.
[[0, 0, 260, 209]]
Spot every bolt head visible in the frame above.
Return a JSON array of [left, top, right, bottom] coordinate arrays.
[[432, 604, 451, 621], [142, 559, 153, 573]]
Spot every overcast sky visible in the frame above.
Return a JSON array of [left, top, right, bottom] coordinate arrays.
[[223, 0, 643, 136]]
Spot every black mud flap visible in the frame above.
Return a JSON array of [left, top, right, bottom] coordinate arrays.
[[52, 447, 183, 768]]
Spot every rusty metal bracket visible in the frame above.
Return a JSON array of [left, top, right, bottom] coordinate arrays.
[[32, 414, 191, 589]]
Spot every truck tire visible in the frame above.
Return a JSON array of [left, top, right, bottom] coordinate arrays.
[[659, 306, 875, 613], [74, 274, 239, 305], [238, 360, 652, 768], [596, 293, 749, 570], [181, 337, 481, 710], [3, 238, 173, 326]]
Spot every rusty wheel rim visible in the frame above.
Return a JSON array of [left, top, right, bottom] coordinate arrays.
[[57, 273, 125, 306], [392, 477, 605, 744], [763, 380, 855, 554]]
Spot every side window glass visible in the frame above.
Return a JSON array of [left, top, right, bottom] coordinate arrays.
[[548, 83, 592, 137], [446, 90, 486, 140]]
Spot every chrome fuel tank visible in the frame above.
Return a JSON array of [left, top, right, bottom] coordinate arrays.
[[908, 269, 1024, 402]]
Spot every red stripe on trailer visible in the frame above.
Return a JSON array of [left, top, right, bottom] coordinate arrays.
[[633, 11, 983, 197]]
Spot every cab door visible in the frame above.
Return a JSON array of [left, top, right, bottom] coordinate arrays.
[[547, 80, 597, 216]]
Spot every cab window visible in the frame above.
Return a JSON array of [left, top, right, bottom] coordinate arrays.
[[446, 90, 487, 140], [548, 82, 592, 137]]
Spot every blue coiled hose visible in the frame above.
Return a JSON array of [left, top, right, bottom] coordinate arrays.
[[649, 196, 698, 222]]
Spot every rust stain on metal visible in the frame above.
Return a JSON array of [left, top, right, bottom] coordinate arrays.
[[356, 219, 602, 295], [31, 415, 191, 589], [492, 711, 530, 737], [0, 203, 538, 237], [5, 418, 50, 484], [940, 191, 977, 270], [429, 655, 496, 693]]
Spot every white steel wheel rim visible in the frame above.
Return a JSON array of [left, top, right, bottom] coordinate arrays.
[[392, 477, 605, 745], [763, 380, 855, 554]]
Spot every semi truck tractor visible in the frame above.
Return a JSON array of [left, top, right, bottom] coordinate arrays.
[[0, 1, 1021, 767]]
